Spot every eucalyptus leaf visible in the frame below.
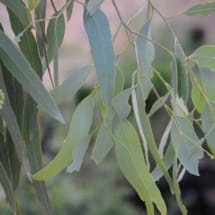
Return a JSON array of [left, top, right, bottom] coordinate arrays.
[[28, 0, 40, 11], [0, 31, 64, 123], [66, 0, 74, 20], [87, 0, 104, 15], [91, 127, 113, 164], [171, 116, 203, 175], [51, 66, 91, 104], [184, 2, 215, 16], [114, 119, 167, 215], [114, 66, 125, 96], [190, 45, 215, 71], [32, 94, 95, 180], [84, 10, 115, 107]]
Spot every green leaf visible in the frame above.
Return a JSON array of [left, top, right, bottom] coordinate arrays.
[[32, 94, 95, 180], [51, 66, 91, 104], [200, 68, 215, 103], [114, 65, 125, 96], [171, 116, 203, 175], [136, 18, 154, 81], [67, 136, 91, 173], [28, 0, 40, 11], [184, 2, 215, 16], [0, 68, 23, 161], [87, 0, 104, 15], [114, 120, 167, 215], [190, 45, 215, 71], [112, 88, 132, 119], [47, 12, 65, 62], [191, 72, 206, 113], [66, 0, 74, 20], [0, 31, 64, 123], [0, 0, 30, 26], [91, 127, 113, 164], [175, 40, 189, 102], [202, 105, 215, 149], [84, 10, 115, 107]]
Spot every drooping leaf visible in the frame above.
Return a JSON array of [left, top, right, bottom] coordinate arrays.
[[202, 105, 215, 149], [0, 0, 30, 26], [51, 66, 91, 104], [91, 127, 113, 164], [87, 0, 104, 15], [190, 45, 215, 71], [47, 12, 65, 62], [191, 71, 206, 113], [0, 68, 23, 161], [184, 2, 215, 16], [67, 136, 91, 173], [0, 31, 64, 123], [136, 17, 154, 94], [112, 88, 132, 119], [114, 120, 167, 215], [84, 10, 115, 107], [32, 94, 95, 180], [28, 0, 40, 11], [200, 68, 215, 103], [66, 0, 74, 20], [171, 116, 203, 175], [174, 40, 189, 102]]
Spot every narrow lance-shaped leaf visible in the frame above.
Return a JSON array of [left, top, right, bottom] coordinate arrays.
[[32, 94, 95, 180], [0, 68, 23, 161], [190, 45, 215, 71], [184, 2, 215, 16], [51, 66, 91, 104], [84, 10, 115, 107], [115, 120, 167, 215], [171, 116, 203, 175], [0, 0, 30, 26], [66, 0, 74, 21], [0, 31, 64, 123], [87, 0, 104, 15], [91, 127, 113, 164]]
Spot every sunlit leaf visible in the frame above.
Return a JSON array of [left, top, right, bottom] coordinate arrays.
[[32, 94, 95, 180], [184, 2, 215, 16], [115, 120, 167, 215], [190, 45, 215, 71], [51, 66, 91, 104], [0, 31, 64, 123], [28, 0, 40, 11], [112, 88, 132, 119], [84, 10, 115, 107], [171, 116, 203, 175], [91, 127, 113, 164]]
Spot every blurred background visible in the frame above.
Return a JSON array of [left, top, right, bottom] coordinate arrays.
[[1, 0, 215, 214]]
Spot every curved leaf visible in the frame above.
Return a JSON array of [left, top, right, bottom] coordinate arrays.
[[0, 31, 64, 123], [114, 120, 167, 215], [32, 94, 95, 180], [84, 9, 115, 107]]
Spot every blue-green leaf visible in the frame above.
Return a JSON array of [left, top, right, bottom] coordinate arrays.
[[184, 2, 215, 16], [91, 127, 113, 164], [115, 120, 167, 215], [0, 0, 30, 26], [87, 0, 104, 15], [32, 94, 95, 180], [0, 31, 64, 123], [190, 45, 215, 71], [171, 116, 203, 175], [84, 10, 115, 107], [51, 66, 91, 104]]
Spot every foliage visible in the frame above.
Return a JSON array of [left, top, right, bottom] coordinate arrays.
[[0, 0, 215, 215]]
